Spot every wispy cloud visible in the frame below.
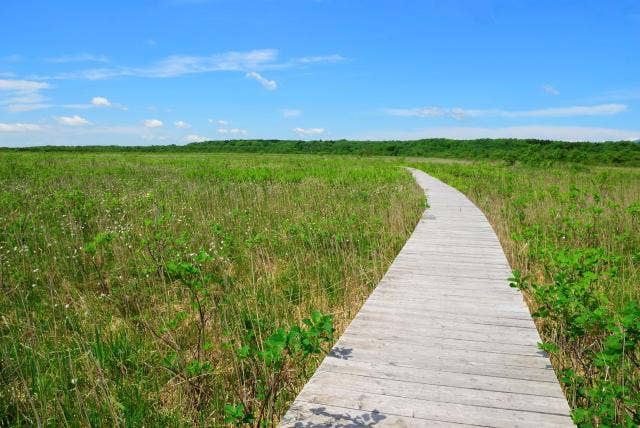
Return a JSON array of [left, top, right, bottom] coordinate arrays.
[[296, 54, 346, 64], [183, 133, 209, 143], [0, 79, 52, 112], [208, 119, 228, 125], [0, 122, 42, 132], [542, 84, 560, 95], [32, 49, 345, 83], [354, 126, 640, 142], [46, 53, 109, 63], [4, 99, 50, 112], [0, 123, 177, 147], [174, 120, 191, 129], [39, 49, 278, 80], [293, 127, 325, 136], [246, 71, 277, 90], [282, 108, 301, 118], [143, 119, 163, 128], [0, 79, 50, 91], [217, 128, 247, 135], [56, 115, 90, 126], [385, 103, 627, 119]]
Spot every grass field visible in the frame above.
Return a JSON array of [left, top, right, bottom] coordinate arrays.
[[0, 152, 424, 426], [410, 161, 640, 426], [1, 150, 639, 426]]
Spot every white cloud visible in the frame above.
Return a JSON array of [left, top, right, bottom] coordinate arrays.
[[5, 102, 50, 113], [293, 127, 325, 136], [217, 128, 247, 135], [30, 50, 345, 96], [209, 119, 228, 125], [38, 50, 346, 81], [47, 53, 109, 63], [0, 123, 178, 147], [0, 122, 42, 132], [542, 84, 560, 95], [386, 107, 461, 119], [354, 126, 640, 142], [385, 103, 628, 120], [143, 119, 163, 128], [43, 49, 279, 80], [183, 133, 209, 143], [174, 120, 191, 129], [56, 115, 90, 126], [0, 79, 52, 112], [282, 109, 301, 118], [245, 71, 277, 90], [511, 104, 627, 117], [144, 50, 277, 77], [64, 96, 126, 110], [0, 79, 50, 91], [91, 96, 111, 107], [297, 54, 346, 64]]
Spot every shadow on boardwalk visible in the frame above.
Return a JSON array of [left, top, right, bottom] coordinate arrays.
[[328, 346, 353, 360], [292, 407, 385, 427]]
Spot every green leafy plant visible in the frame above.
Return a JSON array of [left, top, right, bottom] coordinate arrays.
[[226, 310, 334, 426]]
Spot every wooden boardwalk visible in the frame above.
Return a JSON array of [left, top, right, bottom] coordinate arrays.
[[281, 168, 573, 427]]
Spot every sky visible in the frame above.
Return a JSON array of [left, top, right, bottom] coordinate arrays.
[[1, 0, 640, 147]]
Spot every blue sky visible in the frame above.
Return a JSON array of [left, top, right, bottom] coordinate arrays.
[[1, 0, 640, 146]]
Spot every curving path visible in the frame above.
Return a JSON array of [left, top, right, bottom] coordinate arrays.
[[281, 168, 573, 427]]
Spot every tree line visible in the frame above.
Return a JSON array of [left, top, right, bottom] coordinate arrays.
[[5, 138, 640, 166]]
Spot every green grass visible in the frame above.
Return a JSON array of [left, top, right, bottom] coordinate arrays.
[[410, 161, 640, 426], [0, 152, 424, 426]]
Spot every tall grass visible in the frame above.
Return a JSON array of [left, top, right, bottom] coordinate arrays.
[[0, 153, 424, 426], [411, 160, 640, 426]]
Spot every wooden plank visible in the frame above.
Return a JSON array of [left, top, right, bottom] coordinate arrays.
[[280, 168, 574, 427], [343, 321, 545, 349], [333, 336, 552, 369], [294, 388, 573, 428], [358, 304, 537, 328], [317, 358, 566, 398], [305, 371, 571, 415], [281, 401, 475, 427]]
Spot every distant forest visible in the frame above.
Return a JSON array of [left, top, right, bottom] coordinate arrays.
[[6, 138, 640, 166]]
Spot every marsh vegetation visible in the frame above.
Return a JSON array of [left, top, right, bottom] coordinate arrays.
[[0, 153, 423, 426], [1, 148, 638, 426]]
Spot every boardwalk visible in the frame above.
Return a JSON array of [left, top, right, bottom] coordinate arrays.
[[281, 168, 573, 427]]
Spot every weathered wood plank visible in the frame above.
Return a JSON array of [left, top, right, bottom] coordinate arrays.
[[317, 358, 566, 397], [290, 388, 573, 428], [305, 371, 571, 415], [282, 401, 476, 427], [280, 168, 573, 427]]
